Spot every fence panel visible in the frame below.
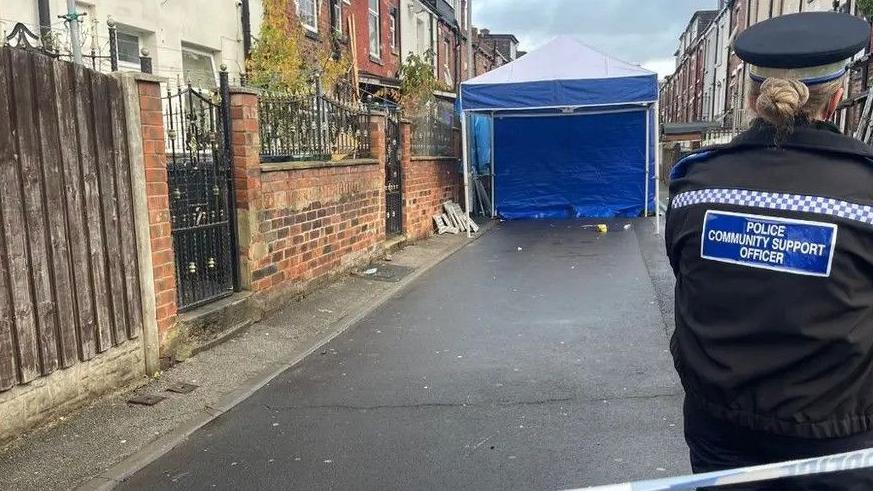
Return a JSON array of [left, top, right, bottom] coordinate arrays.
[[9, 48, 59, 375], [0, 46, 143, 391], [54, 61, 98, 361], [33, 54, 79, 368]]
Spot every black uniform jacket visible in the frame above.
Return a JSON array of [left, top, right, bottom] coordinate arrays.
[[667, 120, 873, 439]]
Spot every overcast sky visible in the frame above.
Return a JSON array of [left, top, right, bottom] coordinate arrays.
[[471, 0, 718, 79]]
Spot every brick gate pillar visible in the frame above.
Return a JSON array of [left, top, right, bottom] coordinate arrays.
[[227, 86, 262, 290], [399, 120, 413, 235]]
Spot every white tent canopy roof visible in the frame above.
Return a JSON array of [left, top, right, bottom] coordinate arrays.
[[460, 36, 658, 112], [463, 35, 655, 86]]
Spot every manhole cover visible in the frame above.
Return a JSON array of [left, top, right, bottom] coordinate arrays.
[[354, 263, 415, 283], [166, 382, 199, 394], [128, 394, 167, 406]]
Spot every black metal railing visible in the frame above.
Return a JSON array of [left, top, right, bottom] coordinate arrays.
[[258, 80, 371, 163], [163, 69, 239, 311], [385, 109, 403, 236], [2, 20, 120, 72], [702, 127, 741, 146], [411, 99, 457, 157]]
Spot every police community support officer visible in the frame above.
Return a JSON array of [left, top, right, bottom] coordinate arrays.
[[666, 12, 873, 490]]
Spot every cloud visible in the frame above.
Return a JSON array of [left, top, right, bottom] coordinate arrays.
[[642, 58, 678, 80], [472, 0, 716, 68]]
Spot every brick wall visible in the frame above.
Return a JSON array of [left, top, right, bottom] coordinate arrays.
[[401, 122, 461, 241], [232, 95, 388, 307], [157, 91, 462, 354], [137, 80, 177, 344], [249, 162, 385, 293]]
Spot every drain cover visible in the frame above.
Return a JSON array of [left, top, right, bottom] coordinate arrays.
[[354, 264, 414, 283], [128, 394, 167, 406], [166, 382, 199, 394]]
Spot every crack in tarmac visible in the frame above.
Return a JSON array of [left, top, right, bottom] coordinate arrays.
[[262, 392, 682, 412]]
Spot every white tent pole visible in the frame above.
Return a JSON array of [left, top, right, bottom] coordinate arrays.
[[490, 112, 496, 218], [461, 111, 472, 238], [654, 101, 662, 235], [644, 105, 651, 219]]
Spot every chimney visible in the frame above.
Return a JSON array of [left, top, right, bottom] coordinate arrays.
[[481, 29, 490, 36]]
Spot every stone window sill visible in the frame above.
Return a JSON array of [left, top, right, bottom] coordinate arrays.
[[305, 29, 320, 42]]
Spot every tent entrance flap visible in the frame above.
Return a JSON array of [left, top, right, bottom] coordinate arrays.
[[494, 111, 653, 219]]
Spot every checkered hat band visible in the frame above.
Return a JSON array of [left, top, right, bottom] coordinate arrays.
[[671, 188, 873, 225]]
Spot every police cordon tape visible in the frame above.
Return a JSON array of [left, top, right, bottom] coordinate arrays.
[[566, 447, 873, 491]]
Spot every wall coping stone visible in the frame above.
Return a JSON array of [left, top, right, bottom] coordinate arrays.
[[229, 86, 261, 96], [260, 158, 380, 172], [111, 72, 168, 84]]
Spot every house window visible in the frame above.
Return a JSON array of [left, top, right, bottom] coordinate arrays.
[[443, 38, 452, 84], [461, 1, 467, 31], [182, 48, 216, 89], [116, 32, 140, 66], [297, 0, 318, 32], [368, 0, 380, 58], [455, 1, 465, 30], [389, 11, 397, 52], [443, 39, 450, 69], [331, 0, 342, 35]]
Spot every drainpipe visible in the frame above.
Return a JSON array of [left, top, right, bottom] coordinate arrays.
[[466, 0, 472, 80], [454, 29, 461, 89], [241, 0, 252, 60], [38, 0, 51, 46]]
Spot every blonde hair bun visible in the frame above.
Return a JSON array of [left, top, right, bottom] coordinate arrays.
[[755, 78, 810, 129]]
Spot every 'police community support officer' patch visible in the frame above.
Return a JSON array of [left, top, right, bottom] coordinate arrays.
[[701, 211, 838, 277]]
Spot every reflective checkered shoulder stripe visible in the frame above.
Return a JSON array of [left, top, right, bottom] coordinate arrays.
[[671, 188, 873, 225]]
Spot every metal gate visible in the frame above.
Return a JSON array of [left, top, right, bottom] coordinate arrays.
[[385, 109, 403, 236], [163, 72, 239, 311]]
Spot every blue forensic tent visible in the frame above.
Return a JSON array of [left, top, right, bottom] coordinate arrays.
[[459, 36, 661, 226]]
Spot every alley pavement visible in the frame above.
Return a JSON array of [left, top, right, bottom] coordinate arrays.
[[119, 219, 686, 490]]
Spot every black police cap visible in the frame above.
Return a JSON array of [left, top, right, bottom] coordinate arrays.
[[735, 12, 870, 69]]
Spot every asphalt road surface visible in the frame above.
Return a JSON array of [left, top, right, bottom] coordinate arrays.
[[119, 219, 687, 490]]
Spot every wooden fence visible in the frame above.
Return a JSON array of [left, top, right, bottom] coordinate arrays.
[[0, 46, 143, 392]]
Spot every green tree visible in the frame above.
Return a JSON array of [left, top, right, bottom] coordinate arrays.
[[858, 0, 873, 18], [246, 0, 307, 92], [398, 50, 451, 116], [247, 0, 352, 94]]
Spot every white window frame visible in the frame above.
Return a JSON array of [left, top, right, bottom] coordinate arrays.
[[443, 38, 450, 70], [368, 0, 380, 58], [297, 0, 318, 33], [389, 11, 397, 52], [443, 38, 452, 85], [459, 1, 466, 31], [181, 45, 218, 89], [331, 0, 343, 35]]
